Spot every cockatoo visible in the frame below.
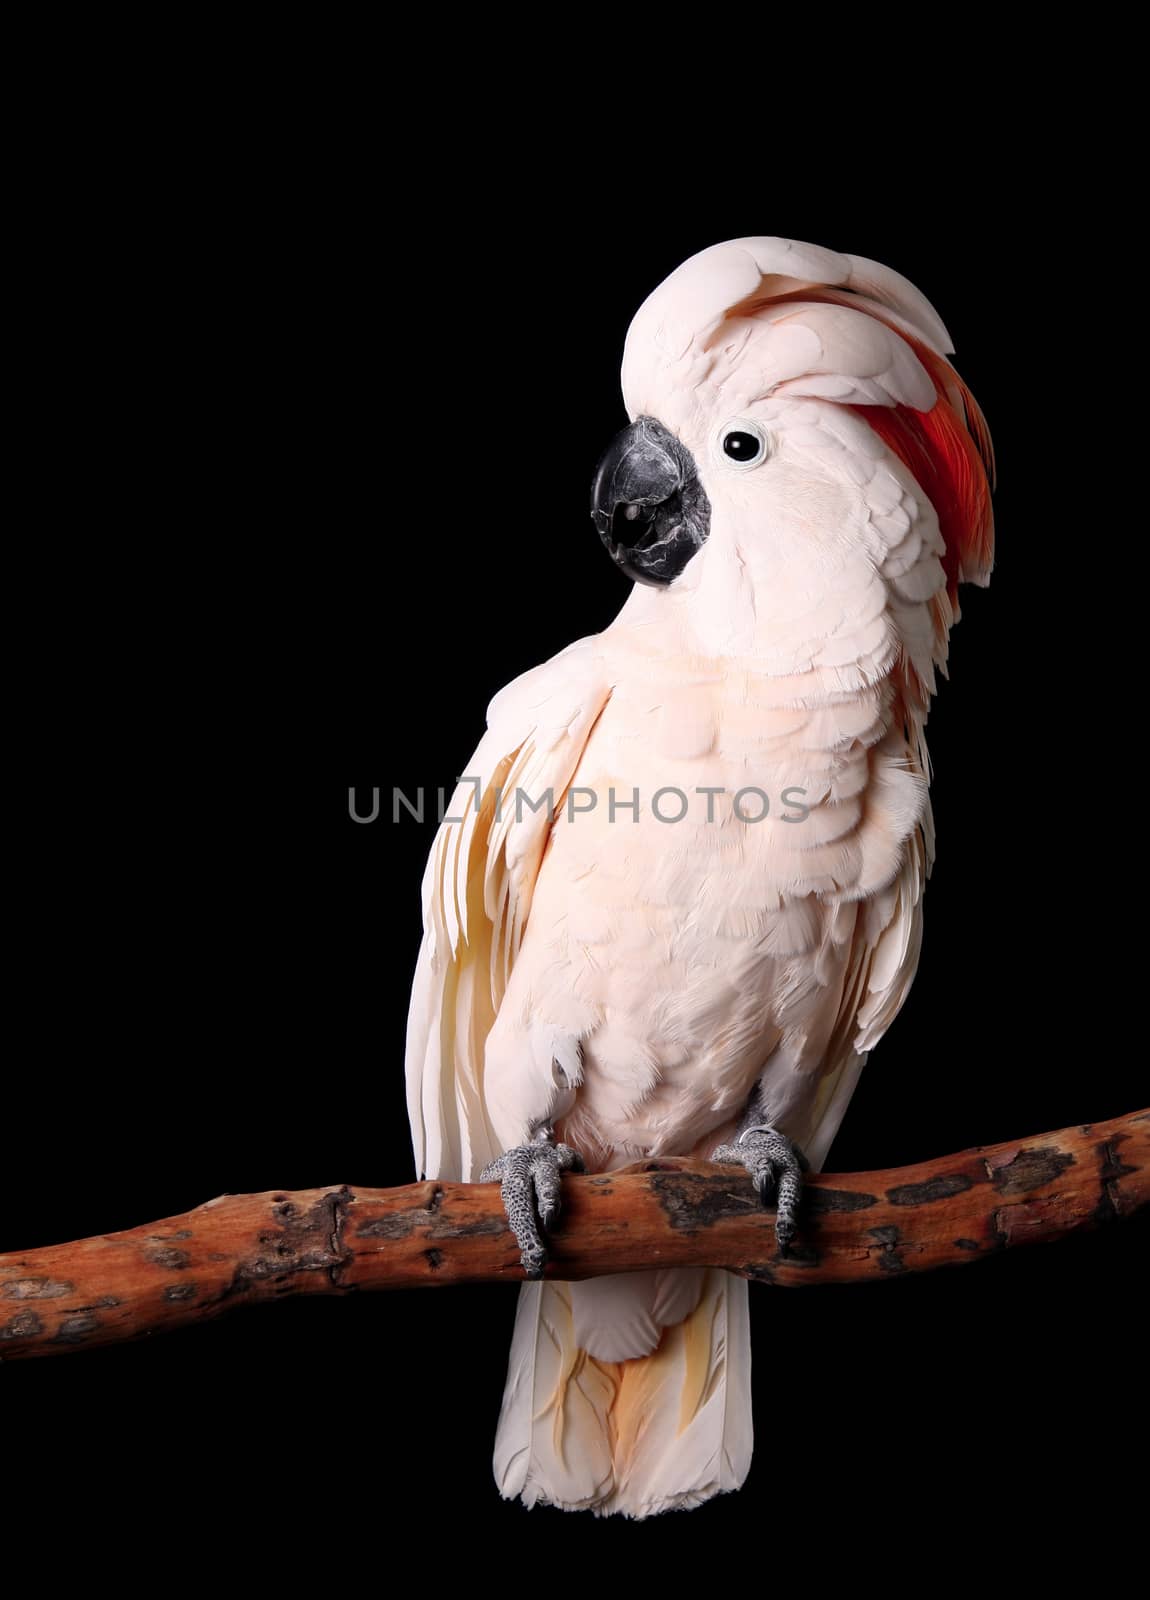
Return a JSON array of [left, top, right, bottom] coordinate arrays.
[[404, 236, 994, 1518]]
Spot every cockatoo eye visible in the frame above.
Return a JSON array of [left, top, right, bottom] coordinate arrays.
[[717, 421, 768, 470], [723, 432, 760, 461]]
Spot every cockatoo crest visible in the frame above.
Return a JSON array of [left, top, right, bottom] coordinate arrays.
[[621, 236, 994, 606]]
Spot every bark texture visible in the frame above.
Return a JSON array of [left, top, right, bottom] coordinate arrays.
[[2, 1109, 1145, 1359]]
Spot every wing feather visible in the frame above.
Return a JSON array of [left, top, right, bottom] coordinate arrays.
[[802, 819, 930, 1173], [405, 640, 612, 1182]]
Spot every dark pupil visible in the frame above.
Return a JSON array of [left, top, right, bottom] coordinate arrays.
[[723, 431, 759, 461]]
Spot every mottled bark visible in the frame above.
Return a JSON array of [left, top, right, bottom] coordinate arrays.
[[2, 1109, 1145, 1359]]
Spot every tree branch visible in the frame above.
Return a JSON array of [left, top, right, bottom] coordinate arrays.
[[2, 1109, 1146, 1359]]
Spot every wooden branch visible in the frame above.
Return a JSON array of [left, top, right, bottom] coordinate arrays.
[[2, 1109, 1145, 1360]]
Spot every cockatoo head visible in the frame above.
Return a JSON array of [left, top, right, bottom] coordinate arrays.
[[591, 238, 994, 671]]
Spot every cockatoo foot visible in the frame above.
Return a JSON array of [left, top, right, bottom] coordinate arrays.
[[711, 1125, 810, 1254], [479, 1128, 585, 1278]]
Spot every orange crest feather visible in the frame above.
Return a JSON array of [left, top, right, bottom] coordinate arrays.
[[850, 337, 995, 604], [756, 286, 996, 604]]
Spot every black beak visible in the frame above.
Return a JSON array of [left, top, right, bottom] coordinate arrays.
[[590, 416, 711, 587]]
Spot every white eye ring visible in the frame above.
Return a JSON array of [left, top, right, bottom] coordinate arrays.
[[714, 419, 769, 471]]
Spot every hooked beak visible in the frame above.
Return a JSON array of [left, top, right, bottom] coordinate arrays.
[[590, 415, 711, 587]]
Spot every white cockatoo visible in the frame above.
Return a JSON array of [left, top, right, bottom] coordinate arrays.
[[404, 236, 994, 1518]]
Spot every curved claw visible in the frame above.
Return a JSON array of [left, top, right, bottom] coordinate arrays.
[[711, 1124, 808, 1255], [480, 1138, 585, 1278], [533, 1157, 563, 1229]]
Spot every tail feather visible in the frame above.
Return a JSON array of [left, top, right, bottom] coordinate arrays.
[[494, 1279, 616, 1512], [493, 1268, 752, 1519], [600, 1269, 751, 1518]]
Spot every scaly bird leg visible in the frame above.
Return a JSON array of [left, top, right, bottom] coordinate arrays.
[[479, 1123, 585, 1278], [711, 1123, 809, 1255]]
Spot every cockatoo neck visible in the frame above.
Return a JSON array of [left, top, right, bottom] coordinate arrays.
[[675, 526, 759, 657], [612, 509, 899, 698]]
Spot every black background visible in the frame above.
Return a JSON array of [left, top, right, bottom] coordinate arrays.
[[7, 95, 1145, 1563]]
